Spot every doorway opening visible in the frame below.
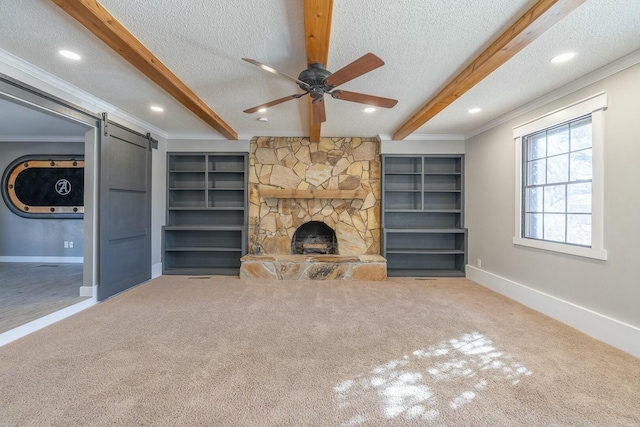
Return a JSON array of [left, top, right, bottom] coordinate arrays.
[[0, 94, 96, 336]]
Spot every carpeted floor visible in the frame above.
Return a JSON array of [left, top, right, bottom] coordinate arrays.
[[0, 275, 638, 426]]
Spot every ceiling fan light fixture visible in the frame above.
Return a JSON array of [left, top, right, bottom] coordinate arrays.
[[59, 49, 81, 60], [364, 107, 376, 113], [257, 117, 268, 122], [258, 108, 267, 113], [551, 52, 575, 64], [468, 107, 482, 114]]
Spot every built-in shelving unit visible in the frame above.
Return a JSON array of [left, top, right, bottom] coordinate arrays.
[[162, 153, 247, 275], [382, 155, 467, 277]]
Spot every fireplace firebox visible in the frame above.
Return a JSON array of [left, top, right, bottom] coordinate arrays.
[[291, 221, 337, 255]]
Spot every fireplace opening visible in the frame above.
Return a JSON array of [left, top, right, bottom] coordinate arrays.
[[291, 221, 338, 255]]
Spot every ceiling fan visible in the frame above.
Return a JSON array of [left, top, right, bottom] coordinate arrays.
[[242, 53, 398, 124]]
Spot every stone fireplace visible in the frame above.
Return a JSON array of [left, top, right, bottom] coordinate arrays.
[[240, 136, 386, 280]]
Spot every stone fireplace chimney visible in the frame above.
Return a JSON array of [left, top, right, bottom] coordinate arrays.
[[248, 136, 381, 256]]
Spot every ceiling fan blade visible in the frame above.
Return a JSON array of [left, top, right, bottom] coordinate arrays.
[[243, 94, 302, 114], [312, 98, 326, 123], [324, 53, 384, 88], [331, 90, 398, 108], [242, 58, 310, 89]]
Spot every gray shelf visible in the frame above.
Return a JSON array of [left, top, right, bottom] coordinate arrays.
[[387, 268, 466, 278], [386, 249, 465, 254], [163, 153, 247, 275], [382, 155, 467, 277]]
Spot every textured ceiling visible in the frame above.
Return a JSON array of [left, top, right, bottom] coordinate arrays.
[[0, 0, 639, 140]]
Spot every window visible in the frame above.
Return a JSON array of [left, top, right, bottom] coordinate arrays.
[[513, 93, 607, 260], [523, 115, 592, 246]]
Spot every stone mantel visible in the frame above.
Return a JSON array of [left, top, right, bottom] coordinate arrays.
[[260, 189, 368, 199]]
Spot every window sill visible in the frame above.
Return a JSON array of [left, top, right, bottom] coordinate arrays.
[[513, 236, 607, 261]]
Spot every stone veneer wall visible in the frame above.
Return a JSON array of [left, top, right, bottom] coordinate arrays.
[[248, 136, 381, 256]]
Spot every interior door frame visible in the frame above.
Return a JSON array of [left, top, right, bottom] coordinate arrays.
[[0, 74, 101, 295]]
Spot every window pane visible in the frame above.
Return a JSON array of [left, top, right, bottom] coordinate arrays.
[[567, 183, 591, 213], [525, 213, 543, 239], [527, 159, 546, 185], [525, 187, 543, 213], [547, 154, 568, 184], [544, 213, 566, 242], [570, 149, 592, 181], [570, 117, 592, 150], [567, 214, 591, 246], [544, 185, 566, 213], [527, 132, 546, 160], [520, 110, 597, 251], [547, 124, 569, 156]]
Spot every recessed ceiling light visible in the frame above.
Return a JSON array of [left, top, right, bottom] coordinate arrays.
[[150, 105, 164, 112], [364, 107, 376, 113], [257, 117, 268, 122], [550, 52, 575, 64], [59, 50, 81, 61], [468, 107, 482, 114], [258, 108, 267, 113]]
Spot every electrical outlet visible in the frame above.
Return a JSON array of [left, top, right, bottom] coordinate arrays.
[[477, 259, 482, 268], [64, 241, 69, 249], [69, 241, 74, 248]]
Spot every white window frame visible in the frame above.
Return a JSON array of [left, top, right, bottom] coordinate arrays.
[[513, 92, 607, 260]]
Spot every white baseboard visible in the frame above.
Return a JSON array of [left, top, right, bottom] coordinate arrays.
[[0, 256, 83, 263], [0, 296, 96, 347], [466, 265, 640, 359], [78, 285, 94, 297], [152, 262, 162, 279]]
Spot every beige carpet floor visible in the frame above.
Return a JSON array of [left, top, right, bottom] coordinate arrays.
[[0, 276, 638, 426]]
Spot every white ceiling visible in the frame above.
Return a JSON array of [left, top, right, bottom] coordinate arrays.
[[1, 0, 639, 140]]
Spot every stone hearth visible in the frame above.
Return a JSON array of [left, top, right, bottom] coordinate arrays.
[[240, 254, 387, 281]]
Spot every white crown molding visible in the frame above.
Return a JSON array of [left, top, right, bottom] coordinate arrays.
[[0, 48, 168, 139], [378, 133, 466, 141], [465, 48, 640, 140], [0, 136, 86, 143]]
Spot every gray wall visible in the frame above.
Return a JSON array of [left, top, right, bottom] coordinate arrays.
[[0, 141, 84, 258], [465, 63, 640, 328]]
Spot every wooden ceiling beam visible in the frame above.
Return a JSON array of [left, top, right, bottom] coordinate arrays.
[[304, 0, 333, 142], [392, 0, 586, 141], [52, 0, 238, 140]]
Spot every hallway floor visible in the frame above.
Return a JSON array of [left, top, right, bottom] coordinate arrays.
[[0, 262, 87, 333]]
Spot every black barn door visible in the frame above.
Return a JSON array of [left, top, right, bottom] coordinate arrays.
[[98, 120, 151, 301]]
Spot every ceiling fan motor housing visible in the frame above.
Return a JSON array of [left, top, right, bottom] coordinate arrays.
[[298, 63, 333, 97]]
